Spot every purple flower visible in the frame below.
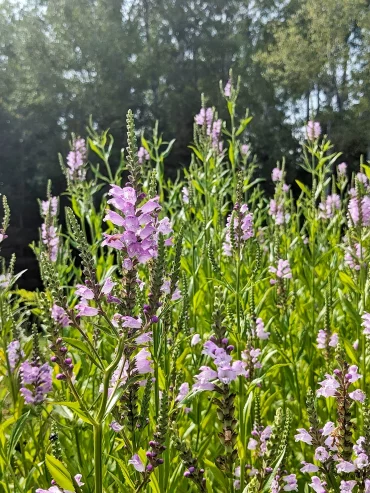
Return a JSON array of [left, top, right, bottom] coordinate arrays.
[[223, 204, 254, 256], [75, 299, 99, 317], [282, 474, 298, 491], [339, 480, 357, 492], [300, 462, 319, 473], [294, 428, 312, 444], [76, 284, 94, 300], [319, 194, 340, 219], [322, 421, 335, 436], [336, 460, 356, 473], [176, 382, 189, 402], [41, 197, 58, 217], [248, 438, 258, 450], [51, 304, 71, 327], [346, 365, 362, 383], [138, 146, 150, 164], [135, 332, 152, 344], [269, 259, 292, 283], [182, 187, 189, 204], [256, 318, 270, 340], [101, 277, 115, 295], [309, 477, 326, 493], [20, 361, 52, 405], [314, 446, 329, 462], [224, 80, 231, 97], [191, 334, 201, 346], [66, 137, 87, 181], [338, 162, 347, 175], [362, 313, 370, 335], [128, 454, 145, 472], [241, 144, 249, 155], [345, 242, 365, 270], [349, 389, 366, 402], [122, 316, 142, 329], [74, 474, 84, 487], [110, 421, 123, 432], [365, 479, 370, 493], [316, 373, 339, 398], [7, 340, 24, 372], [41, 224, 59, 262], [135, 348, 153, 374], [306, 121, 321, 140], [354, 453, 369, 469], [272, 168, 283, 182]]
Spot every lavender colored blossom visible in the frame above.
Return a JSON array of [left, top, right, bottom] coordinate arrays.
[[36, 487, 73, 493], [41, 197, 58, 217], [306, 121, 321, 140], [6, 340, 24, 371], [110, 421, 123, 432], [176, 382, 189, 402], [103, 184, 172, 264], [348, 195, 370, 227], [354, 453, 369, 468], [344, 242, 365, 271], [309, 477, 326, 493], [362, 312, 370, 335], [223, 204, 254, 256], [20, 361, 52, 405], [269, 199, 290, 225], [272, 168, 283, 182], [75, 299, 99, 317], [74, 475, 84, 487], [316, 373, 340, 398], [338, 162, 347, 175], [240, 144, 249, 155], [322, 421, 335, 436], [294, 428, 312, 445], [349, 389, 366, 402], [191, 334, 201, 346], [135, 348, 153, 374], [269, 259, 292, 284], [182, 187, 189, 204], [128, 454, 145, 472], [224, 80, 231, 97], [318, 194, 340, 219], [41, 224, 59, 262], [282, 474, 298, 491], [138, 146, 150, 164], [314, 446, 329, 462], [339, 480, 357, 492], [51, 304, 71, 327], [317, 330, 338, 349], [336, 460, 356, 473], [300, 462, 319, 473], [256, 318, 270, 340], [75, 284, 94, 299], [66, 137, 87, 180]]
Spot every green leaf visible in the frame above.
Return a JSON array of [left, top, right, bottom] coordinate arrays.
[[109, 455, 136, 490], [45, 454, 75, 491], [188, 145, 204, 162], [338, 271, 360, 293], [51, 401, 95, 425], [63, 337, 103, 369], [261, 447, 286, 492], [7, 411, 30, 462], [295, 180, 310, 196]]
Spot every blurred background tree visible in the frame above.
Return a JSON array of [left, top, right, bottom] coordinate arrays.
[[1, 0, 369, 285]]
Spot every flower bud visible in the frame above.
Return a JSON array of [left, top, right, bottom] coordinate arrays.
[[151, 316, 159, 323], [50, 356, 58, 362], [56, 373, 67, 380], [64, 358, 72, 364]]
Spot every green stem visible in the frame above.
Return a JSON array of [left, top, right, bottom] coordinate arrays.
[[94, 423, 103, 493]]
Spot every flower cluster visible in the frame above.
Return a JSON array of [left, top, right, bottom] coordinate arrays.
[[269, 198, 290, 225], [223, 204, 254, 256], [247, 424, 272, 456], [344, 242, 365, 271], [318, 194, 340, 219], [271, 473, 298, 492], [316, 330, 338, 350], [66, 137, 87, 180], [194, 107, 222, 150], [306, 121, 321, 140], [192, 337, 248, 391], [269, 259, 292, 285], [20, 360, 53, 405], [103, 184, 172, 265], [6, 340, 24, 372], [138, 146, 150, 164]]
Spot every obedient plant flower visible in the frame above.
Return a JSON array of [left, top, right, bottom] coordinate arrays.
[[223, 203, 254, 256], [191, 333, 201, 346], [51, 304, 70, 327], [282, 474, 298, 491], [41, 196, 58, 217], [348, 194, 370, 226], [224, 79, 231, 97], [255, 317, 270, 340], [241, 143, 249, 155], [194, 107, 223, 150], [339, 480, 357, 492], [41, 224, 59, 262], [318, 194, 340, 219], [300, 462, 319, 473], [309, 476, 326, 493], [20, 360, 52, 405], [306, 121, 321, 140], [128, 454, 145, 472], [138, 146, 150, 164], [269, 198, 290, 225], [110, 421, 123, 432], [269, 258, 292, 285], [103, 184, 172, 264], [272, 167, 283, 182], [362, 312, 370, 335], [6, 340, 24, 372], [344, 242, 365, 270], [295, 428, 313, 445], [182, 186, 189, 204], [338, 162, 347, 175], [176, 382, 189, 402], [317, 330, 338, 349], [66, 137, 87, 180]]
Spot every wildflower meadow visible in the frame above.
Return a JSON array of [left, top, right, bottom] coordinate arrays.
[[2, 76, 370, 493]]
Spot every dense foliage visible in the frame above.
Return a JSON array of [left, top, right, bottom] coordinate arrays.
[[2, 78, 370, 493], [2, 0, 370, 280]]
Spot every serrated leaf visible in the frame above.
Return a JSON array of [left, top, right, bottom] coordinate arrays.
[[45, 454, 75, 491]]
